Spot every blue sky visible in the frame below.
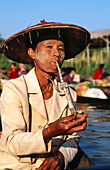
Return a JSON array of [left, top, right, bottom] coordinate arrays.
[[0, 0, 110, 39]]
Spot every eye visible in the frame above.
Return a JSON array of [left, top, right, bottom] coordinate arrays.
[[58, 47, 64, 51], [46, 45, 52, 48]]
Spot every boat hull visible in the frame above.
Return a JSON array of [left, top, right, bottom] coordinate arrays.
[[77, 95, 110, 109]]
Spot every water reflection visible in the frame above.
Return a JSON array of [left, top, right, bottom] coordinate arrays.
[[76, 103, 110, 166]]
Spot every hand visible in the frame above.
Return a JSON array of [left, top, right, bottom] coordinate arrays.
[[43, 112, 87, 142], [35, 151, 65, 170]]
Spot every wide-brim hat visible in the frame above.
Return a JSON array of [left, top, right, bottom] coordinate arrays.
[[2, 20, 90, 64]]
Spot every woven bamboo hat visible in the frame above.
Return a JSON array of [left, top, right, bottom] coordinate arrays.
[[2, 20, 90, 64]]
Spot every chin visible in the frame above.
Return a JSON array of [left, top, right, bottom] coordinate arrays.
[[47, 69, 58, 76]]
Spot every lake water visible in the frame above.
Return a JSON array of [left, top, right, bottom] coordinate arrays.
[[76, 103, 110, 167]]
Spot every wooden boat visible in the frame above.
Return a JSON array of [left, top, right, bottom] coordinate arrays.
[[68, 146, 110, 169], [77, 95, 110, 109], [76, 165, 110, 169]]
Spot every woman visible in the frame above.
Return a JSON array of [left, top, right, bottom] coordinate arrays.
[[0, 20, 90, 169]]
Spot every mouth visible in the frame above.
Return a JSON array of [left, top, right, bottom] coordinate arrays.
[[51, 60, 61, 66], [51, 60, 58, 66], [53, 60, 58, 64]]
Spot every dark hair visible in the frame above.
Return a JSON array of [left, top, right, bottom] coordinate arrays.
[[11, 63, 16, 66], [2, 67, 6, 70], [99, 64, 104, 69], [65, 67, 76, 74]]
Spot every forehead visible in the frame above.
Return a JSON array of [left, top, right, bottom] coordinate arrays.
[[37, 39, 64, 47]]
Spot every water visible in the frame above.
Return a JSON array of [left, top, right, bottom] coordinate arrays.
[[76, 103, 110, 166]]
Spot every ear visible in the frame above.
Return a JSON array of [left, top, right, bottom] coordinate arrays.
[[27, 48, 36, 59]]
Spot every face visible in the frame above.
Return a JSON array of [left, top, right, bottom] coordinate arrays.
[[11, 64, 15, 69], [71, 70, 76, 76], [33, 39, 65, 74]]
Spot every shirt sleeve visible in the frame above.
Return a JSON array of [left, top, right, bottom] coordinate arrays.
[[1, 81, 48, 156], [59, 134, 79, 169]]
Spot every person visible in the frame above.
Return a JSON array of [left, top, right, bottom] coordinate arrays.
[[18, 63, 28, 76], [0, 67, 8, 76], [73, 70, 80, 83], [0, 67, 9, 80], [0, 20, 90, 169], [63, 67, 80, 84], [8, 63, 20, 79], [93, 64, 104, 80], [0, 67, 9, 92]]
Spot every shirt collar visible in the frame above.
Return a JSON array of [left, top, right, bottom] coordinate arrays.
[[24, 67, 41, 94], [24, 67, 66, 96], [70, 73, 73, 78]]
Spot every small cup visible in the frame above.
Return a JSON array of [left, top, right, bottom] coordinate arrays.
[[76, 110, 84, 119]]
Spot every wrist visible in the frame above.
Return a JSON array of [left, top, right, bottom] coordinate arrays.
[[43, 128, 52, 143]]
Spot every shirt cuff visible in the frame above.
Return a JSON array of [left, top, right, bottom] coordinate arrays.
[[59, 138, 78, 169]]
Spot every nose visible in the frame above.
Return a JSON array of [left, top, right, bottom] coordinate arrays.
[[52, 48, 60, 58]]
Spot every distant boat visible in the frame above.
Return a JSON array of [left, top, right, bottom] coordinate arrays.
[[77, 95, 110, 109]]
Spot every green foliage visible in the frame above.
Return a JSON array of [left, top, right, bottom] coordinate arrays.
[[62, 60, 72, 67], [0, 34, 5, 44], [0, 53, 32, 72], [62, 46, 110, 77], [0, 53, 11, 71]]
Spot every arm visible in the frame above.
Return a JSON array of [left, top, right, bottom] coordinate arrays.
[[59, 133, 79, 168], [8, 68, 12, 78], [42, 113, 87, 169], [1, 82, 48, 156], [43, 112, 87, 142], [41, 87, 87, 169]]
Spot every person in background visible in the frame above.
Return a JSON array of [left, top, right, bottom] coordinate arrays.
[[63, 67, 80, 84], [18, 63, 28, 76], [8, 63, 20, 79], [0, 20, 90, 169], [1, 67, 7, 76], [72, 69, 80, 83], [0, 67, 9, 80], [93, 64, 104, 80]]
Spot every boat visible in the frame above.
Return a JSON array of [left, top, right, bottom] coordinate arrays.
[[76, 165, 110, 169], [77, 95, 110, 109], [68, 146, 110, 169]]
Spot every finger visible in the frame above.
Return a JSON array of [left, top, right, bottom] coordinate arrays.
[[74, 121, 87, 132], [75, 112, 88, 122], [42, 158, 53, 170], [51, 165, 59, 170], [67, 121, 87, 134], [48, 159, 59, 170], [64, 113, 87, 130], [82, 112, 88, 118], [62, 113, 77, 123], [72, 112, 77, 119], [55, 167, 60, 170]]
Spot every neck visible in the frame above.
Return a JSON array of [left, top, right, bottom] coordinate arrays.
[[34, 66, 55, 100]]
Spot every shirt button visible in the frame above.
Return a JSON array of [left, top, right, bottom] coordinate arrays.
[[38, 125, 43, 130]]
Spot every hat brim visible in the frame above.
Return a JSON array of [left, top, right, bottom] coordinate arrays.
[[2, 22, 90, 64]]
